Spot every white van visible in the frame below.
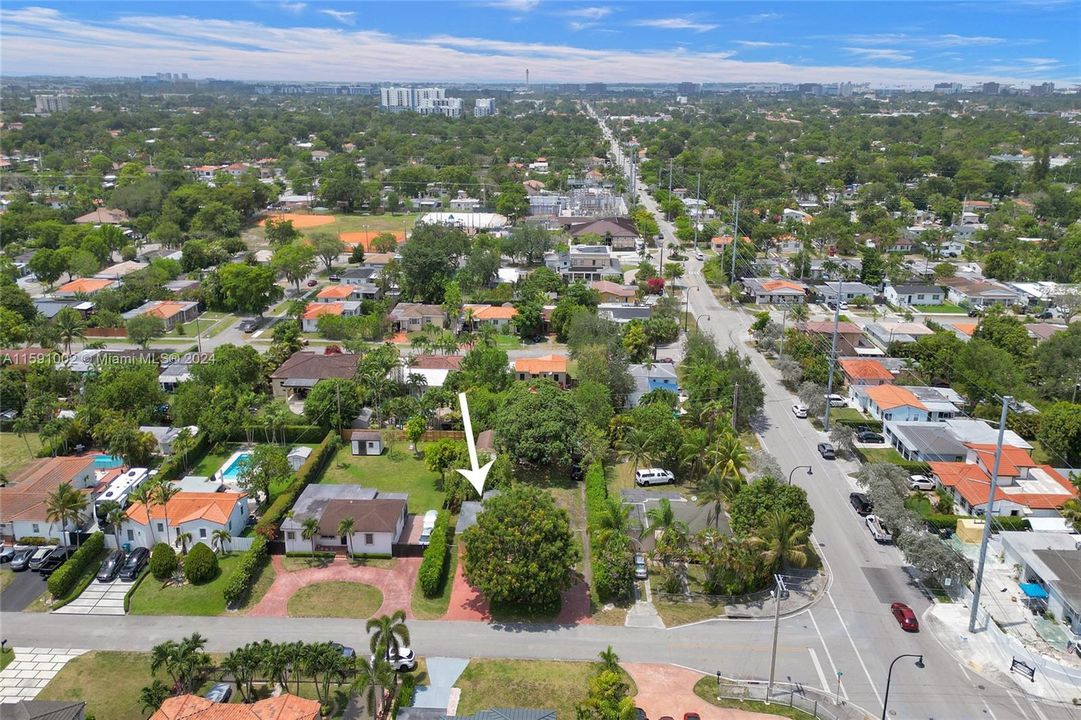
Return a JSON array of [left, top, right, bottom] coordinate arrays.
[[825, 394, 847, 408], [419, 510, 438, 545], [634, 468, 675, 486]]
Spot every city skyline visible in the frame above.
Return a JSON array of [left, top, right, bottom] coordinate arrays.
[[1, 1, 1078, 87]]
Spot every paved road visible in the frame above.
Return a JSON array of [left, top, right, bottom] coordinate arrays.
[[0, 570, 47, 612]]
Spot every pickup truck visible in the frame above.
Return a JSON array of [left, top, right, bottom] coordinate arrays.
[[866, 515, 892, 544]]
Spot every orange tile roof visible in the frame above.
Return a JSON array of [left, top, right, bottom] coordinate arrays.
[[964, 443, 1035, 477], [55, 277, 115, 294], [317, 285, 355, 300], [466, 304, 518, 321], [515, 353, 568, 375], [865, 384, 926, 411], [930, 461, 1077, 511], [840, 358, 893, 381], [760, 279, 806, 293], [302, 302, 344, 319], [126, 491, 245, 525], [146, 301, 190, 320], [0, 456, 98, 524], [952, 322, 977, 336], [150, 693, 320, 720]]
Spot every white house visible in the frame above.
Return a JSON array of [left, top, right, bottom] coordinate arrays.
[[281, 485, 407, 557], [300, 301, 361, 332], [139, 426, 198, 455], [0, 456, 101, 542], [885, 283, 945, 307], [122, 491, 249, 551]]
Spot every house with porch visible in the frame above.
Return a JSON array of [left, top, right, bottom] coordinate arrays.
[[884, 283, 946, 307], [269, 349, 361, 401], [389, 303, 446, 332], [741, 278, 807, 305], [514, 354, 569, 387], [854, 384, 930, 422], [300, 301, 361, 332], [941, 276, 1023, 309], [463, 304, 517, 330], [122, 491, 249, 550], [281, 485, 406, 557]]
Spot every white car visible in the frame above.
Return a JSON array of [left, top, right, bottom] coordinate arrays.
[[694, 251, 704, 261], [791, 404, 809, 418], [909, 475, 936, 491], [373, 646, 417, 672]]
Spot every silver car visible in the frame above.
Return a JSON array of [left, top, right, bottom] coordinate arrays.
[[634, 553, 648, 580]]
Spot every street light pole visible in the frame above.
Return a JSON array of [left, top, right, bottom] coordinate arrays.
[[881, 654, 924, 720], [694, 314, 711, 333], [822, 278, 843, 433], [788, 465, 812, 485], [968, 394, 1012, 633], [766, 574, 787, 702]]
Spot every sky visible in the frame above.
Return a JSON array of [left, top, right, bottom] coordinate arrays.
[[1, 1, 1079, 87]]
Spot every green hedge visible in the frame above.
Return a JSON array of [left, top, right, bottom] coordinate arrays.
[[156, 431, 211, 484], [47, 532, 104, 599], [418, 511, 451, 598], [835, 417, 883, 430], [183, 543, 219, 584], [223, 535, 268, 606], [256, 430, 337, 535], [989, 516, 1030, 532], [150, 543, 177, 580], [584, 461, 607, 533], [226, 425, 326, 444]]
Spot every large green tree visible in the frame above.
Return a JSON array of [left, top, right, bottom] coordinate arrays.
[[494, 379, 584, 467], [218, 263, 282, 316]]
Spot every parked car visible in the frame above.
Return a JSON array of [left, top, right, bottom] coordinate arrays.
[[1034, 309, 1053, 320], [791, 403, 808, 418], [418, 510, 438, 546], [37, 546, 75, 576], [909, 475, 936, 491], [849, 492, 873, 516], [9, 547, 38, 572], [119, 546, 150, 581], [967, 307, 983, 317], [27, 545, 58, 571], [0, 545, 26, 563], [305, 279, 318, 287], [684, 714, 701, 720], [328, 275, 341, 282], [890, 602, 919, 632], [204, 683, 232, 703], [634, 553, 648, 580], [635, 468, 675, 486], [96, 550, 126, 582], [694, 251, 704, 261], [866, 515, 892, 544], [373, 646, 417, 672], [330, 642, 356, 660], [817, 442, 836, 459], [856, 430, 885, 443], [825, 394, 847, 408], [237, 317, 263, 333]]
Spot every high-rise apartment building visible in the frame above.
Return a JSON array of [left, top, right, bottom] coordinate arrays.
[[474, 98, 496, 117], [34, 95, 70, 113]]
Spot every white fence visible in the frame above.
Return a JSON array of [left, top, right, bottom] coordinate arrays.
[[103, 534, 256, 553]]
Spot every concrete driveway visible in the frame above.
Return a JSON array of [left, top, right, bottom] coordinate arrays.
[[52, 578, 133, 615], [0, 569, 47, 612]]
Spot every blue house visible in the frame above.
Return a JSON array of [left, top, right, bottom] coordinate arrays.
[[626, 363, 679, 407]]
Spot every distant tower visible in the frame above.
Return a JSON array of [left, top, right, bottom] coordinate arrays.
[[526, 68, 530, 92]]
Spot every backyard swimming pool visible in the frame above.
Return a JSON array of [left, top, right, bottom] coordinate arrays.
[[218, 451, 251, 482], [93, 454, 125, 469]]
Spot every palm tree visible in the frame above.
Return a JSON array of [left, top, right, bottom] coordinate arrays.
[[106, 505, 127, 550], [366, 610, 410, 659], [139, 680, 170, 715], [598, 645, 620, 673], [175, 531, 193, 554], [171, 428, 196, 471], [337, 516, 356, 558], [707, 432, 751, 483], [1060, 498, 1081, 533], [301, 516, 320, 555], [749, 510, 811, 573], [596, 497, 633, 542], [12, 417, 34, 454], [646, 497, 677, 533], [352, 656, 395, 719], [212, 528, 232, 555], [618, 427, 652, 474], [153, 480, 181, 549], [130, 483, 156, 545], [54, 307, 85, 355], [220, 645, 259, 702], [695, 472, 742, 530], [45, 483, 87, 546], [697, 401, 731, 440]]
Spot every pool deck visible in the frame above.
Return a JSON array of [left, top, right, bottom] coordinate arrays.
[[214, 449, 251, 485]]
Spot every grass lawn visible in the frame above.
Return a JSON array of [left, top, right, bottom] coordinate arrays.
[[829, 407, 868, 424], [655, 598, 726, 627], [0, 568, 14, 594], [0, 432, 42, 476], [320, 445, 444, 514], [455, 660, 609, 720], [692, 676, 812, 719], [0, 648, 13, 672], [412, 542, 458, 620], [129, 553, 248, 616], [235, 557, 278, 613], [286, 581, 383, 618], [190, 445, 238, 478], [916, 303, 966, 314], [859, 447, 911, 466], [38, 651, 161, 720], [282, 555, 396, 571]]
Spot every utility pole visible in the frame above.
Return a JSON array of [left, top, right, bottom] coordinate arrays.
[[732, 382, 739, 429], [766, 574, 787, 702], [193, 316, 202, 353], [730, 197, 741, 283], [822, 279, 842, 432], [968, 395, 1012, 633], [667, 158, 673, 221], [693, 173, 701, 249]]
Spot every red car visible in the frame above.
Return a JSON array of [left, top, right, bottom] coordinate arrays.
[[891, 602, 919, 632]]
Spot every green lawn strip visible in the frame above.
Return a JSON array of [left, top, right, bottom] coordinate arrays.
[[858, 447, 911, 465], [129, 553, 240, 616], [38, 651, 162, 720], [190, 445, 239, 477], [0, 432, 42, 475], [455, 660, 604, 720], [50, 547, 108, 610], [915, 304, 966, 314], [692, 676, 813, 719], [234, 556, 277, 613], [828, 407, 868, 424], [654, 597, 726, 627], [286, 581, 383, 618], [411, 542, 458, 620], [0, 568, 14, 593], [0, 648, 13, 672], [320, 445, 444, 514]]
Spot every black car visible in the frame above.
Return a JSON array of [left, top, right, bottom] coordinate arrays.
[[9, 547, 37, 572], [817, 442, 836, 459], [1035, 309, 1053, 320], [119, 546, 150, 581], [856, 430, 885, 443], [96, 550, 126, 582], [37, 546, 75, 576], [849, 492, 874, 516]]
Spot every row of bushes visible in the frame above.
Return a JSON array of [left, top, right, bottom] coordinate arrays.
[[47, 532, 104, 599], [418, 511, 451, 598], [584, 461, 607, 534], [225, 425, 327, 445], [223, 535, 268, 606], [835, 417, 883, 431], [583, 461, 635, 602], [905, 496, 1031, 533], [13, 536, 59, 546]]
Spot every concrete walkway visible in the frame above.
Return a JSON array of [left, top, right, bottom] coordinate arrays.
[[413, 657, 469, 710], [52, 578, 133, 615], [624, 663, 782, 720], [0, 648, 88, 704], [247, 555, 421, 618]]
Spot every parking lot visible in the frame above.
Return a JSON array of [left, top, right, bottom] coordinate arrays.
[[51, 578, 134, 615]]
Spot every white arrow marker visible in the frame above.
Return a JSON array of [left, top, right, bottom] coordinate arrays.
[[455, 391, 494, 497]]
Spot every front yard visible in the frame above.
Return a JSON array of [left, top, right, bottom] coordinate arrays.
[[914, 303, 966, 314], [286, 581, 382, 618], [412, 544, 458, 620], [128, 553, 266, 616], [320, 444, 444, 514], [37, 651, 160, 720], [0, 432, 41, 476], [455, 660, 614, 720]]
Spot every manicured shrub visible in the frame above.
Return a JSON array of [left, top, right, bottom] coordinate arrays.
[[46, 532, 104, 599], [223, 535, 268, 606], [149, 543, 177, 580], [418, 511, 451, 598], [183, 543, 219, 584], [584, 461, 607, 533]]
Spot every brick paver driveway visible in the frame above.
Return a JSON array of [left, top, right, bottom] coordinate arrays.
[[247, 555, 421, 618], [625, 663, 782, 720]]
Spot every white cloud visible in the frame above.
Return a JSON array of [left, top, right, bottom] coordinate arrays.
[[743, 12, 782, 23], [319, 9, 356, 25], [564, 6, 611, 20], [833, 33, 1008, 48], [486, 0, 540, 11], [568, 21, 596, 32], [843, 47, 912, 61], [634, 17, 717, 33], [735, 40, 791, 48], [278, 2, 307, 12], [0, 6, 1068, 87]]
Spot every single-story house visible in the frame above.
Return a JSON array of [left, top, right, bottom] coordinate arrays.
[[929, 444, 1078, 518], [0, 456, 101, 541], [840, 358, 894, 387], [866, 321, 935, 348], [885, 283, 946, 307], [816, 281, 876, 303], [122, 491, 249, 550], [855, 385, 930, 423], [32, 298, 94, 320], [395, 354, 462, 392], [1000, 532, 1081, 637], [389, 303, 446, 332], [626, 362, 679, 407], [149, 694, 320, 720], [741, 278, 807, 305], [564, 217, 640, 251], [0, 700, 86, 720], [73, 207, 129, 225], [351, 430, 384, 456], [1025, 323, 1068, 344], [287, 446, 313, 472], [801, 320, 865, 355], [95, 260, 148, 280], [158, 360, 193, 391], [138, 425, 198, 455], [804, 258, 861, 281], [464, 304, 517, 329], [281, 484, 406, 556], [301, 301, 361, 332], [316, 285, 361, 303], [590, 280, 637, 303], [901, 386, 963, 420], [885, 417, 1031, 463], [339, 267, 384, 299], [269, 349, 361, 400], [941, 277, 1023, 308], [597, 303, 652, 324], [52, 277, 118, 297], [121, 300, 200, 331], [514, 354, 569, 386]]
